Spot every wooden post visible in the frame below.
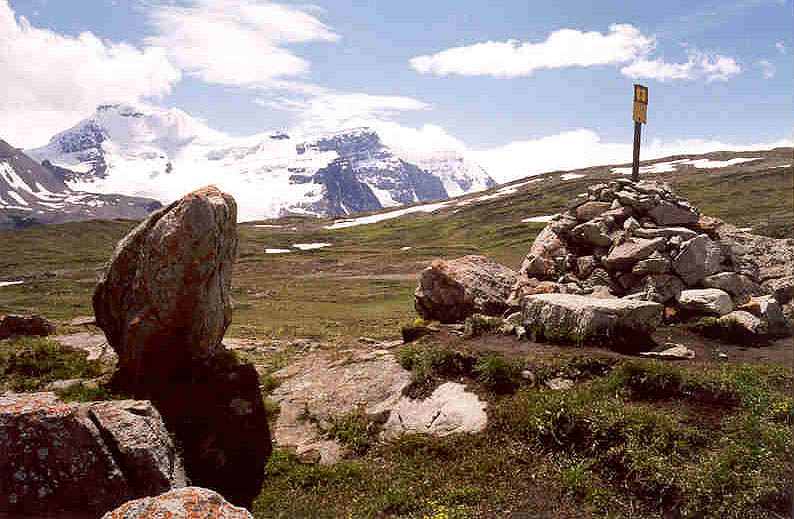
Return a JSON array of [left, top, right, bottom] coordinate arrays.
[[632, 121, 642, 182], [632, 84, 648, 183]]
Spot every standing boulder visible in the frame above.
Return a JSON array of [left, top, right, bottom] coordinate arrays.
[[94, 185, 237, 386], [93, 186, 270, 508], [0, 392, 184, 516], [415, 255, 517, 323]]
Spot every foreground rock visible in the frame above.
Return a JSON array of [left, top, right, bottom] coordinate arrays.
[[381, 382, 487, 439], [93, 186, 270, 508], [0, 314, 56, 340], [521, 294, 662, 348], [679, 289, 734, 316], [415, 255, 517, 323], [101, 487, 252, 519], [270, 347, 486, 463], [0, 392, 184, 515]]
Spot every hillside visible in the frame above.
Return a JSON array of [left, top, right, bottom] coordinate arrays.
[[0, 147, 791, 519]]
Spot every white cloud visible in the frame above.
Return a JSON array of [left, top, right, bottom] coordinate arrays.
[[621, 50, 741, 81], [410, 24, 741, 83], [759, 59, 776, 79], [257, 92, 430, 135], [410, 24, 654, 77], [470, 129, 792, 183], [145, 0, 338, 87], [0, 0, 181, 148], [776, 41, 786, 54]]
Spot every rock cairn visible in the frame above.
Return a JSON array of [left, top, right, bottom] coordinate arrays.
[[414, 179, 792, 344], [93, 186, 271, 508]]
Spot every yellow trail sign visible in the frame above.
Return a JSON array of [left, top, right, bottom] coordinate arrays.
[[633, 84, 648, 124]]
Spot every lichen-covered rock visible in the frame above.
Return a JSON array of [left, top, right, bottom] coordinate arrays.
[[0, 314, 56, 340], [762, 275, 794, 304], [754, 295, 790, 337], [679, 289, 734, 316], [415, 255, 517, 323], [574, 201, 612, 221], [506, 276, 561, 308], [521, 293, 663, 348], [100, 487, 253, 519], [0, 392, 183, 516], [93, 186, 270, 508], [627, 274, 684, 304], [519, 226, 570, 279], [93, 185, 237, 386]]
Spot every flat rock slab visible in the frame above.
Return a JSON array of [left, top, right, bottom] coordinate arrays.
[[679, 289, 734, 316], [270, 349, 412, 464], [521, 293, 663, 347], [54, 332, 117, 364], [381, 382, 487, 439], [640, 344, 695, 360]]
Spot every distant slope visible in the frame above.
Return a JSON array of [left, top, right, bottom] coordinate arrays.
[[27, 104, 495, 221], [0, 138, 160, 231]]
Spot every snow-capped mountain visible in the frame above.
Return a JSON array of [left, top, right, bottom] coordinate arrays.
[[28, 104, 495, 221], [0, 137, 160, 231]]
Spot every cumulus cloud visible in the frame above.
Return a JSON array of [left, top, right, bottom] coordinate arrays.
[[145, 0, 338, 87], [470, 129, 792, 183], [759, 59, 776, 79], [410, 24, 741, 83], [621, 50, 741, 82], [410, 24, 654, 77], [0, 0, 181, 148], [257, 92, 430, 135]]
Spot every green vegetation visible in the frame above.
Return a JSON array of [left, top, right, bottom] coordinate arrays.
[[463, 314, 503, 337], [0, 336, 108, 392], [687, 316, 768, 345]]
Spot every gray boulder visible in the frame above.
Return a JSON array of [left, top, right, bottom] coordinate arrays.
[[755, 295, 790, 337], [703, 272, 762, 303], [521, 293, 662, 348], [571, 218, 612, 247], [679, 289, 734, 316], [673, 234, 723, 286], [762, 275, 794, 304], [575, 201, 612, 221], [602, 237, 665, 271], [0, 392, 183, 516], [100, 487, 253, 519], [628, 274, 684, 304], [415, 255, 518, 323], [717, 311, 767, 341], [647, 201, 698, 226]]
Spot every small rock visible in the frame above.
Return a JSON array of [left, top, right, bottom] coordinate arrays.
[[69, 315, 96, 327], [640, 344, 695, 360], [602, 238, 666, 272], [545, 377, 574, 390], [515, 325, 527, 339], [520, 370, 536, 384]]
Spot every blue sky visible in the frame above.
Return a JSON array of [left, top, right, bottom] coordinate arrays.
[[2, 0, 792, 181]]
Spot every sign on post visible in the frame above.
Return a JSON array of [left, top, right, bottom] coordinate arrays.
[[631, 84, 648, 181]]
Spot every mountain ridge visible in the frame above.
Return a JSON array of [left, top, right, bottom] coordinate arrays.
[[27, 104, 495, 221]]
